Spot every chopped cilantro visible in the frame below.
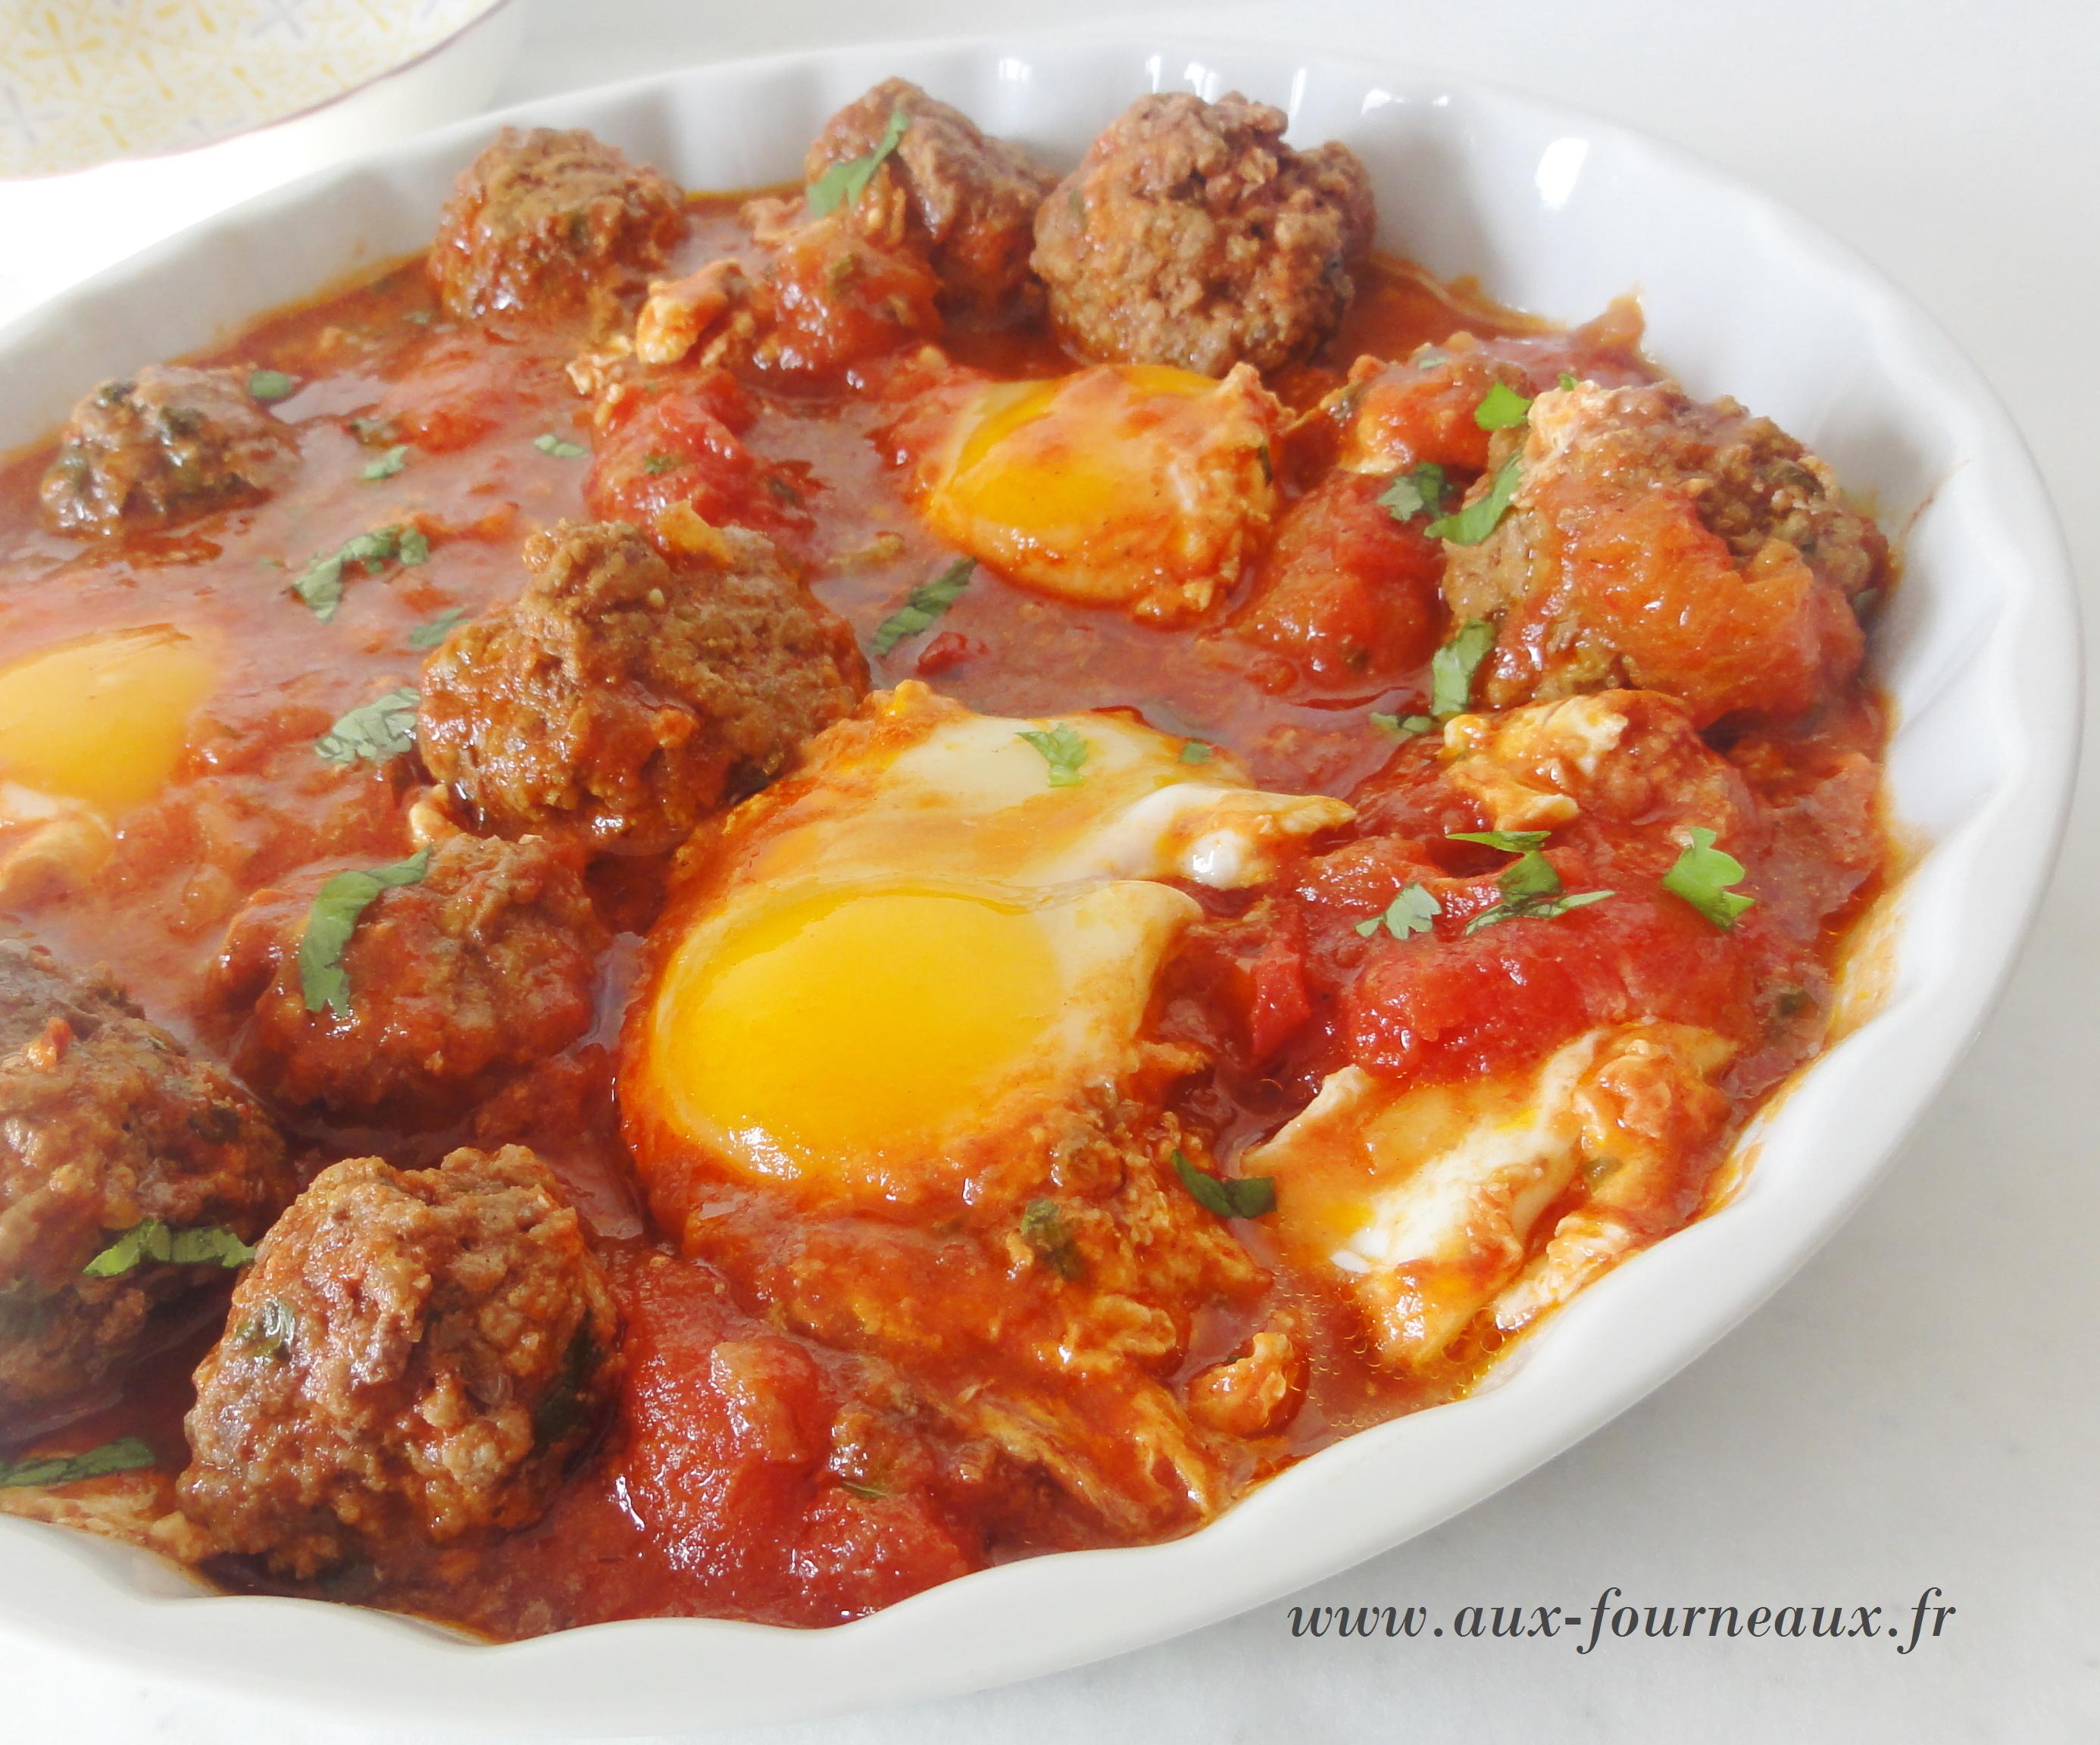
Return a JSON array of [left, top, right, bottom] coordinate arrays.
[[807, 108, 908, 216], [1473, 380, 1533, 430], [1448, 828, 1552, 853], [1020, 1199, 1083, 1279], [1662, 826, 1757, 928], [1172, 1149, 1276, 1220], [1377, 462, 1449, 523], [360, 444, 408, 481], [1426, 451, 1524, 546], [1017, 723, 1090, 788], [1462, 843, 1614, 934], [1355, 881, 1442, 940], [291, 525, 422, 621], [247, 368, 295, 402], [408, 606, 467, 650], [1558, 371, 1579, 391], [1429, 619, 1496, 718], [0, 1438, 155, 1491], [314, 687, 419, 766], [83, 1221, 256, 1278], [348, 414, 398, 445], [642, 452, 681, 475], [870, 557, 974, 657], [1180, 740, 1215, 764], [298, 848, 431, 1015], [1370, 711, 1434, 738]]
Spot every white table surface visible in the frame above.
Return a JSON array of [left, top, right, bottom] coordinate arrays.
[[8, 0, 2096, 1738]]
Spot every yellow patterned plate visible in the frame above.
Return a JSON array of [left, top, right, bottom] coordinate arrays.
[[0, 0, 514, 177]]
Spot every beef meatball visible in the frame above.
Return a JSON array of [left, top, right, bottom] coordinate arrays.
[[428, 127, 686, 324], [418, 520, 867, 854], [180, 1145, 619, 1578], [0, 937, 291, 1416], [1441, 380, 1886, 725], [40, 365, 298, 537], [1030, 92, 1375, 376], [805, 78, 1050, 321], [211, 831, 607, 1122]]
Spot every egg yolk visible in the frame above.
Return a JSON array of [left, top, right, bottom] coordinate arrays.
[[0, 626, 214, 814], [648, 886, 1065, 1181], [939, 364, 1217, 545]]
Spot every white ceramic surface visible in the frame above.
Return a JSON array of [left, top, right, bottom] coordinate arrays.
[[0, 33, 2077, 1735]]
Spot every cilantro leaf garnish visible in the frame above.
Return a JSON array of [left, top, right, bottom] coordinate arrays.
[[348, 414, 398, 445], [1426, 452, 1523, 546], [408, 606, 467, 650], [314, 687, 419, 766], [1020, 1198, 1083, 1280], [1355, 881, 1442, 940], [1429, 619, 1496, 718], [1172, 1149, 1276, 1220], [870, 557, 973, 657], [1662, 826, 1757, 929], [298, 848, 432, 1015], [0, 1437, 155, 1491], [1377, 462, 1450, 523], [1370, 712, 1434, 738], [1473, 380, 1533, 430], [642, 453, 680, 475], [1462, 843, 1614, 934], [1180, 740, 1215, 764], [247, 368, 295, 403], [807, 108, 908, 217], [1017, 723, 1090, 788], [1447, 828, 1552, 853], [291, 525, 424, 621], [533, 433, 586, 458], [360, 444, 408, 481], [83, 1221, 257, 1279], [1558, 371, 1579, 391]]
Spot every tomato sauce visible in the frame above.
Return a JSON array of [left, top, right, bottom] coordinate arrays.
[[0, 186, 1893, 1637]]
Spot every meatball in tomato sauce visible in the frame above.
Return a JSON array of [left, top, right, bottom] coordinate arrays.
[[0, 937, 291, 1417], [417, 520, 866, 854], [805, 77, 1051, 323], [1032, 92, 1375, 376], [212, 832, 606, 1123], [40, 364, 297, 537], [1442, 380, 1886, 726], [181, 1145, 618, 1578], [429, 127, 686, 325]]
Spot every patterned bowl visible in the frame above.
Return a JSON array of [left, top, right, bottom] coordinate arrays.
[[0, 0, 522, 322]]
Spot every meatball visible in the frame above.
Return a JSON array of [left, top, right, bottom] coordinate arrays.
[[1030, 92, 1375, 377], [1442, 380, 1886, 724], [805, 78, 1050, 321], [428, 127, 686, 324], [40, 365, 298, 537], [180, 1145, 619, 1578], [0, 937, 291, 1416], [212, 831, 607, 1122], [418, 521, 867, 853]]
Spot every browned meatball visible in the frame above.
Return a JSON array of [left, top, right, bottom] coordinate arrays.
[[211, 831, 605, 1123], [1442, 380, 1887, 725], [0, 937, 291, 1417], [428, 127, 687, 324], [39, 364, 298, 537], [805, 78, 1050, 321], [1030, 92, 1375, 376], [180, 1145, 619, 1578], [418, 521, 867, 854]]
